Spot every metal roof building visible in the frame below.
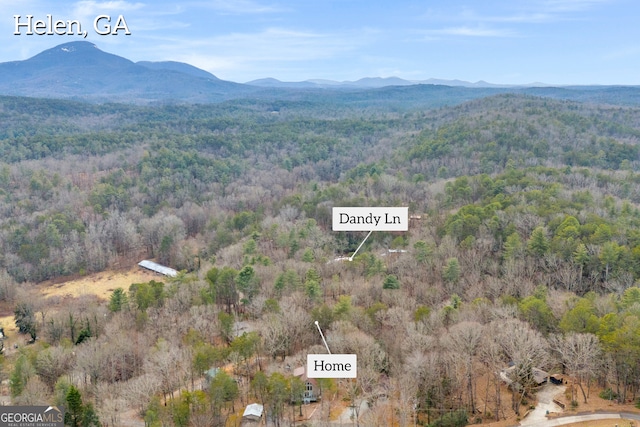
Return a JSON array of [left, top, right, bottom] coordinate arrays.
[[242, 403, 263, 422], [138, 260, 178, 277]]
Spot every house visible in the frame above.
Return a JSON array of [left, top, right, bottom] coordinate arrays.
[[242, 403, 263, 425], [293, 366, 319, 404], [500, 365, 549, 388]]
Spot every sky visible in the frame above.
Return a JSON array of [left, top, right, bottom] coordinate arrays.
[[1, 0, 639, 85]]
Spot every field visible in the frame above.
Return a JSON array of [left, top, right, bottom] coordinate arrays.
[[0, 266, 158, 336], [37, 267, 158, 300]]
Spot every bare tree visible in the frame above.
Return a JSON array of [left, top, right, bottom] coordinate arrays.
[[549, 332, 601, 403], [493, 318, 550, 415], [479, 337, 507, 421], [94, 383, 128, 427], [0, 268, 18, 302], [75, 339, 105, 388], [120, 373, 161, 415], [343, 366, 379, 427], [327, 321, 387, 374], [35, 346, 75, 391], [442, 321, 484, 414], [13, 377, 50, 405], [260, 313, 290, 360], [394, 371, 419, 427], [145, 338, 188, 405]]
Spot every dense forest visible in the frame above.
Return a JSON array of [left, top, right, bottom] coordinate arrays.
[[2, 91, 640, 426]]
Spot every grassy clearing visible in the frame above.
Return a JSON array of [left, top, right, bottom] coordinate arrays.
[[38, 267, 158, 300], [0, 267, 159, 336]]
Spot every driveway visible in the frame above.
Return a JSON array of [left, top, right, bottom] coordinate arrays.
[[520, 384, 566, 425]]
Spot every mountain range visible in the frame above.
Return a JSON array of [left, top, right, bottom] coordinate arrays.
[[244, 76, 539, 89], [0, 41, 639, 106]]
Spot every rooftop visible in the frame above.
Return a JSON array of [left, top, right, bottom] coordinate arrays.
[[138, 260, 178, 277]]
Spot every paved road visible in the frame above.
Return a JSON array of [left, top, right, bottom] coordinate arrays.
[[518, 384, 640, 427], [519, 411, 640, 427]]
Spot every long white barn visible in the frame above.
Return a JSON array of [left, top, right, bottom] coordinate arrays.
[[138, 260, 178, 277]]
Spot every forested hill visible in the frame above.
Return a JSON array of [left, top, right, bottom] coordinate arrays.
[[1, 93, 640, 283], [5, 90, 640, 424], [403, 94, 640, 178]]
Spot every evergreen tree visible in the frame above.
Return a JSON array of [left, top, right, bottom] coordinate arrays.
[[82, 403, 101, 427], [528, 226, 550, 257], [9, 354, 31, 398], [302, 248, 315, 262], [65, 385, 84, 427], [273, 273, 285, 296], [600, 241, 621, 281], [443, 258, 461, 284], [382, 274, 400, 289], [14, 302, 37, 341], [503, 232, 523, 260], [305, 279, 321, 300], [573, 243, 590, 283], [334, 296, 352, 320], [413, 240, 433, 264], [206, 266, 238, 312], [236, 265, 258, 304], [108, 287, 128, 312]]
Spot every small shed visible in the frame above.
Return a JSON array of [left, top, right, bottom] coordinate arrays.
[[242, 403, 264, 423], [204, 367, 220, 388], [138, 260, 178, 277]]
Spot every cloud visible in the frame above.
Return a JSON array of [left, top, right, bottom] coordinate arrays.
[[137, 27, 376, 80], [164, 27, 370, 61], [186, 0, 286, 14], [420, 0, 612, 27], [461, 12, 557, 24], [213, 28, 364, 59], [70, 0, 145, 29], [73, 0, 145, 16], [0, 0, 45, 14], [419, 26, 517, 39], [602, 46, 640, 61], [541, 0, 612, 12]]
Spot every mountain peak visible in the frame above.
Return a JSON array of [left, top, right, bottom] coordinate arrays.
[[26, 40, 134, 71], [36, 41, 100, 57], [0, 41, 250, 103], [53, 41, 98, 51]]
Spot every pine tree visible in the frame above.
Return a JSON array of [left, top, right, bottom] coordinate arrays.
[[528, 226, 550, 257], [443, 258, 460, 284], [383, 274, 400, 289], [14, 302, 37, 340], [65, 385, 83, 427], [302, 248, 315, 262], [503, 232, 523, 261], [108, 287, 128, 312], [9, 354, 30, 398], [573, 243, 589, 285]]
